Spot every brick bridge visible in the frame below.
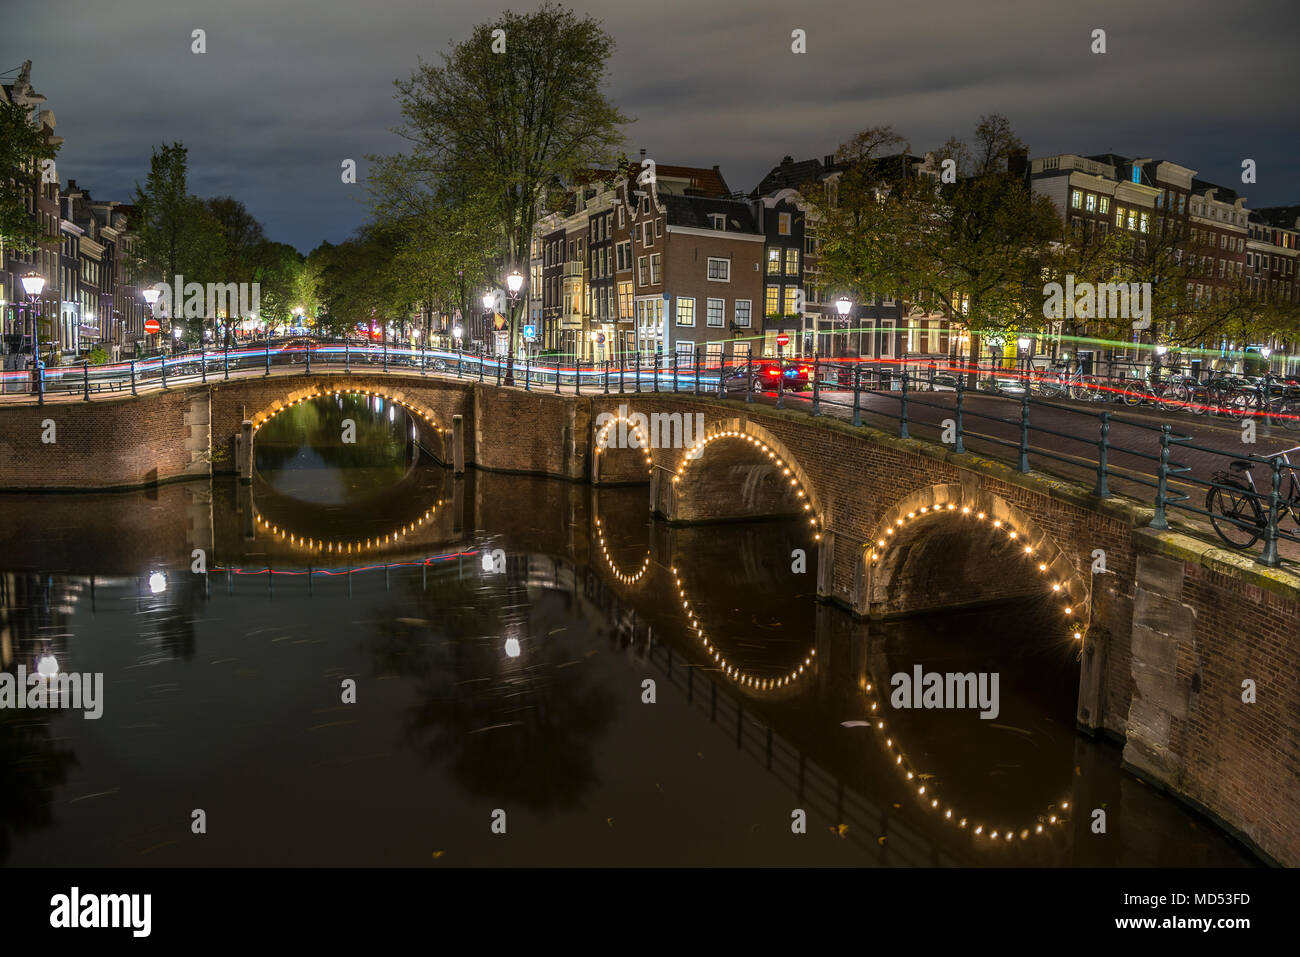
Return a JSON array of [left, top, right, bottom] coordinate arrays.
[[0, 372, 1295, 865]]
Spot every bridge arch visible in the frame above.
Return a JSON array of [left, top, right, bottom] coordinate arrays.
[[247, 385, 448, 465], [660, 417, 827, 536], [856, 483, 1090, 646]]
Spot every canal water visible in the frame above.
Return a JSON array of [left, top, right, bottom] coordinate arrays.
[[0, 396, 1254, 866]]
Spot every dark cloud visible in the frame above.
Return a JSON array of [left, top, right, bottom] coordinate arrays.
[[5, 0, 1296, 252]]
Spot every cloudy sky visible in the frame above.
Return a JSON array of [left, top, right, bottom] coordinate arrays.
[[6, 0, 1297, 252]]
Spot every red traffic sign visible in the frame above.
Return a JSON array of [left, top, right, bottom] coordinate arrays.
[[776, 333, 790, 347], [144, 318, 161, 335]]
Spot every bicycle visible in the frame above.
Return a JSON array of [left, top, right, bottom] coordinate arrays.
[[1206, 445, 1300, 548], [1224, 374, 1300, 432], [1033, 362, 1103, 402]]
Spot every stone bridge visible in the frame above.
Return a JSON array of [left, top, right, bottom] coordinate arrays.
[[0, 373, 1296, 865]]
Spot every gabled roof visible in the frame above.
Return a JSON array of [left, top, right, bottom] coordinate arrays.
[[623, 162, 730, 198], [752, 156, 827, 197], [1192, 178, 1242, 202], [1252, 205, 1300, 230], [660, 194, 759, 233]]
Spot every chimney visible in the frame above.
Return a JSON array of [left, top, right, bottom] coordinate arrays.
[[640, 148, 646, 161], [824, 154, 834, 168]]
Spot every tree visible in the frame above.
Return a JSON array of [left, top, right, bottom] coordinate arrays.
[[373, 2, 628, 381], [906, 115, 1062, 378], [132, 143, 222, 343], [0, 96, 59, 256]]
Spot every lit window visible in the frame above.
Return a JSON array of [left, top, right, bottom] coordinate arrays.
[[785, 248, 799, 275], [1085, 194, 1097, 213], [1099, 197, 1110, 214], [778, 212, 792, 235], [676, 297, 695, 326], [1071, 189, 1082, 209], [767, 248, 781, 274], [784, 286, 800, 315], [734, 300, 751, 327], [765, 285, 780, 316]]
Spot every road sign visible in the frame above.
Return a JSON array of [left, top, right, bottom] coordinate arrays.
[[523, 324, 537, 341], [776, 333, 790, 347], [595, 332, 606, 344], [144, 318, 161, 335]]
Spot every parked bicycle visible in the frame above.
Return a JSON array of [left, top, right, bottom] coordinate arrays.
[[1223, 373, 1300, 432], [1033, 361, 1103, 402], [1207, 445, 1300, 547]]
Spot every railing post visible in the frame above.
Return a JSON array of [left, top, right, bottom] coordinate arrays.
[[811, 356, 821, 415], [224, 345, 230, 380], [928, 359, 936, 390], [161, 352, 168, 389], [421, 345, 426, 375], [851, 367, 861, 425], [456, 346, 462, 378], [575, 358, 581, 395], [383, 339, 389, 373], [672, 352, 679, 393], [898, 361, 908, 438], [637, 351, 643, 393], [524, 351, 530, 391], [201, 343, 207, 383], [345, 340, 350, 374], [264, 339, 270, 376], [1018, 390, 1031, 472], [554, 357, 560, 394], [953, 373, 965, 452], [777, 354, 786, 409], [604, 358, 610, 394], [717, 351, 726, 396], [618, 353, 625, 394], [82, 360, 90, 401], [1094, 411, 1111, 497], [130, 358, 137, 396], [745, 346, 754, 405], [478, 350, 484, 383], [1150, 424, 1172, 530], [1258, 457, 1283, 567], [694, 347, 701, 396]]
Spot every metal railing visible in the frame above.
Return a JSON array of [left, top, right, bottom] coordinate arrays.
[[4, 337, 1295, 566]]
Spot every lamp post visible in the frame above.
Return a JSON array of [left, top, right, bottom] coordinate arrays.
[[503, 270, 525, 386], [835, 296, 852, 359], [21, 272, 46, 397], [1017, 336, 1031, 379]]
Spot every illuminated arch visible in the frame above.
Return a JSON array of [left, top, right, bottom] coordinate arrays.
[[249, 387, 448, 443], [592, 412, 654, 482], [862, 483, 1090, 645], [669, 418, 827, 540]]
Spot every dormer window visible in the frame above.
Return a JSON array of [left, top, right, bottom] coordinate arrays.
[[710, 213, 725, 231]]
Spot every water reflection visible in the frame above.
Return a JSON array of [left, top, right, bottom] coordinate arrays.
[[0, 465, 1259, 867]]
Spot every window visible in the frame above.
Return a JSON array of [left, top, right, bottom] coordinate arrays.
[[569, 241, 575, 259], [618, 205, 625, 228], [706, 298, 724, 327], [655, 219, 662, 238], [1085, 194, 1097, 213], [805, 235, 816, 255], [1127, 211, 1137, 231], [765, 285, 780, 317], [778, 212, 792, 235], [784, 286, 800, 315], [617, 241, 631, 271], [1071, 189, 1082, 209], [707, 257, 730, 281], [1099, 196, 1110, 214], [1115, 206, 1125, 228], [643, 222, 653, 247], [1177, 195, 1185, 214], [785, 248, 799, 275], [618, 281, 633, 320], [649, 253, 661, 284], [1220, 234, 1227, 249], [638, 256, 648, 286], [767, 248, 781, 274], [642, 197, 651, 214], [676, 297, 695, 326], [710, 213, 726, 230], [734, 299, 751, 328], [1140, 213, 1149, 233]]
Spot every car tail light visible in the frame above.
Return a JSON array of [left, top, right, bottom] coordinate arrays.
[[766, 367, 780, 376], [800, 366, 811, 375]]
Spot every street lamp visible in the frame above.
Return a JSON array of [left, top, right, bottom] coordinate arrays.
[[21, 273, 45, 384], [1017, 336, 1031, 378], [503, 270, 525, 384], [835, 296, 853, 360]]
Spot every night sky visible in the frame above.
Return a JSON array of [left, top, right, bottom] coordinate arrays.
[[6, 0, 1297, 253]]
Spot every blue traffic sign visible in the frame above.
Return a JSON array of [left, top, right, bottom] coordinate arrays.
[[523, 324, 537, 340]]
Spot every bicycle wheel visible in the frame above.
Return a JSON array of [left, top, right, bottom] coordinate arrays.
[[1273, 397, 1300, 433], [1120, 381, 1144, 406], [1225, 393, 1254, 423], [1206, 482, 1263, 548]]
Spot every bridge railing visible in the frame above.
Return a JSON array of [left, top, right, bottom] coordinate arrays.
[[5, 336, 1295, 566]]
